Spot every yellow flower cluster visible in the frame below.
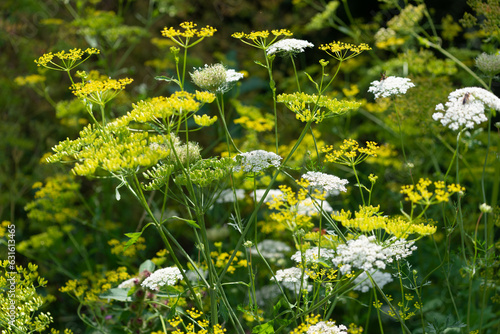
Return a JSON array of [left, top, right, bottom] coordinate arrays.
[[266, 185, 314, 233], [193, 114, 218, 127], [277, 92, 362, 123], [14, 74, 46, 86], [322, 139, 379, 166], [161, 22, 217, 48], [71, 77, 133, 106], [60, 267, 130, 303], [209, 250, 247, 274], [232, 29, 292, 41], [332, 205, 437, 238], [34, 48, 100, 71], [24, 174, 80, 224], [0, 262, 57, 333], [168, 311, 227, 334], [305, 264, 338, 283], [232, 100, 274, 132], [232, 29, 293, 49], [117, 91, 214, 128], [47, 123, 198, 176], [108, 237, 146, 257], [290, 314, 321, 334], [319, 41, 371, 61], [400, 178, 465, 205]]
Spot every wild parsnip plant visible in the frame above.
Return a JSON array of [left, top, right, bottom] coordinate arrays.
[[11, 1, 500, 333]]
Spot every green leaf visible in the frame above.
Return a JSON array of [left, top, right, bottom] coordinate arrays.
[[171, 216, 200, 229], [124, 232, 142, 250], [254, 60, 268, 68], [155, 75, 174, 81], [304, 72, 319, 91], [123, 223, 153, 251], [252, 321, 274, 334], [99, 288, 132, 302], [139, 259, 156, 273]]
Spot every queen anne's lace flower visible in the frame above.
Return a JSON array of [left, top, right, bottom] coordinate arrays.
[[432, 87, 500, 131], [296, 198, 334, 216], [352, 270, 393, 293], [266, 38, 314, 55], [291, 248, 336, 264], [333, 235, 416, 274], [302, 171, 348, 195], [368, 76, 415, 99], [233, 150, 282, 173], [141, 267, 183, 291], [271, 267, 309, 292], [307, 321, 348, 334]]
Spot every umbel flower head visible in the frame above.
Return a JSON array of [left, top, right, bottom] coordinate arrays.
[[190, 63, 243, 93], [368, 76, 415, 99], [266, 38, 314, 56], [432, 87, 500, 131], [301, 171, 348, 196], [141, 266, 183, 291], [475, 52, 500, 76], [306, 321, 348, 334], [233, 150, 282, 173]]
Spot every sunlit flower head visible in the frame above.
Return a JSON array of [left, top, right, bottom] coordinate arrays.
[[368, 76, 415, 99], [141, 266, 183, 291], [271, 267, 309, 292], [307, 321, 348, 334], [432, 87, 500, 131], [34, 48, 100, 71], [266, 38, 314, 56], [190, 63, 243, 93], [319, 41, 371, 61], [161, 22, 216, 47], [232, 29, 293, 49], [301, 171, 348, 196], [332, 235, 416, 274], [233, 150, 282, 173]]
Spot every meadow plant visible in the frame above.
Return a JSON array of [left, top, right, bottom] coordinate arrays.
[[11, 1, 500, 333]]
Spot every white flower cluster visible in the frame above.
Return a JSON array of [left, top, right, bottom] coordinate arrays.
[[291, 248, 336, 265], [296, 198, 333, 216], [266, 38, 314, 56], [253, 239, 291, 261], [216, 188, 246, 203], [368, 76, 415, 99], [332, 235, 416, 274], [233, 150, 282, 173], [141, 267, 183, 291], [302, 171, 348, 196], [271, 267, 309, 292], [352, 270, 393, 293], [253, 189, 284, 204], [432, 87, 500, 131], [117, 277, 138, 289], [190, 63, 243, 93], [306, 321, 348, 334]]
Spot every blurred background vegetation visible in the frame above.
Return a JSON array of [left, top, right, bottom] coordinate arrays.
[[2, 0, 499, 332]]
